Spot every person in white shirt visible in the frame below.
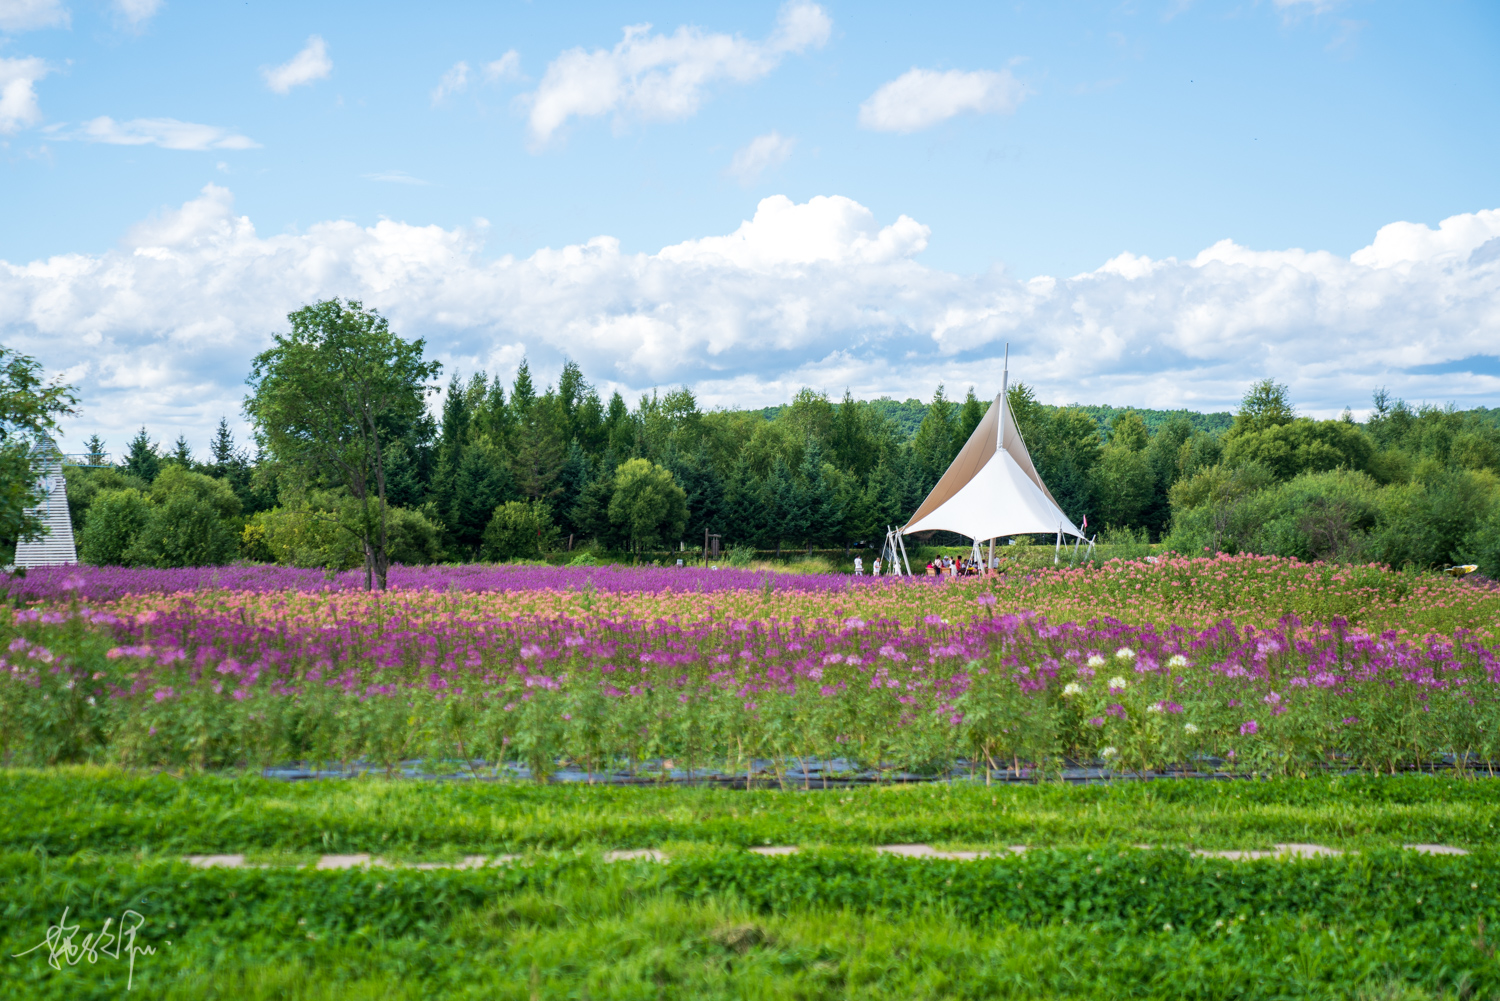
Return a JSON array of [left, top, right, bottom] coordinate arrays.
[[853, 556, 864, 575], [872, 557, 882, 576]]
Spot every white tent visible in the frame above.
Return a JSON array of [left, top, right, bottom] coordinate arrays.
[[888, 351, 1087, 572]]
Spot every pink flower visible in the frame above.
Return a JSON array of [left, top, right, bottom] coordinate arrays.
[[1239, 719, 1258, 736]]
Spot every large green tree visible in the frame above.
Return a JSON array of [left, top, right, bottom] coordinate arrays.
[[608, 458, 687, 554], [244, 299, 440, 589]]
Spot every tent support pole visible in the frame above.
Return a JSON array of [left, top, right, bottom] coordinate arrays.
[[988, 537, 995, 570], [896, 531, 913, 576], [1071, 533, 1082, 566], [1054, 524, 1062, 565]]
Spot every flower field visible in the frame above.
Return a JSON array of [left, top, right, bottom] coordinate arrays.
[[6, 556, 1500, 999], [4, 555, 1499, 777]]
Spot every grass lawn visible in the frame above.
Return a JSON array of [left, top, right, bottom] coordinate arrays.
[[4, 770, 1500, 999]]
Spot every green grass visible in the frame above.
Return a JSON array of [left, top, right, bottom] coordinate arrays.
[[8, 770, 1500, 998], [4, 849, 1499, 999], [5, 768, 1500, 857]]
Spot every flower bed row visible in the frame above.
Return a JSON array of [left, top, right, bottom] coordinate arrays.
[[3, 591, 1498, 777]]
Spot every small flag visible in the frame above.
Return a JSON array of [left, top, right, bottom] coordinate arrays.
[[1082, 515, 1088, 530]]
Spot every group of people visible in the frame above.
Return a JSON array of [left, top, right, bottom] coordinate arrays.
[[851, 553, 997, 577], [923, 554, 988, 577]]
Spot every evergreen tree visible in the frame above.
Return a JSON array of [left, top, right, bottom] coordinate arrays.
[[570, 472, 619, 547], [511, 359, 537, 416], [123, 427, 160, 483], [430, 374, 472, 543], [767, 458, 808, 555], [511, 403, 566, 502], [168, 435, 193, 467], [721, 458, 763, 548], [210, 418, 238, 468], [911, 385, 955, 492], [83, 433, 107, 465], [797, 440, 830, 549], [605, 391, 635, 455], [827, 389, 866, 475], [556, 360, 588, 442], [669, 444, 725, 545], [452, 444, 516, 555], [554, 442, 593, 539], [955, 388, 985, 457]]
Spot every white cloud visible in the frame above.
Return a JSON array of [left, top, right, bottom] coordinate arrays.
[[0, 56, 47, 133], [726, 131, 794, 186], [3, 187, 1499, 452], [660, 195, 928, 270], [431, 61, 469, 104], [483, 50, 521, 82], [523, 1, 830, 147], [363, 169, 428, 185], [65, 116, 259, 150], [111, 0, 162, 27], [860, 67, 1029, 133], [262, 35, 331, 95], [0, 0, 68, 32]]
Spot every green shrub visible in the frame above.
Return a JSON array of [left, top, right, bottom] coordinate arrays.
[[1373, 468, 1497, 569], [1222, 418, 1373, 480], [124, 494, 238, 567], [75, 488, 151, 565], [251, 501, 444, 569], [482, 500, 559, 561]]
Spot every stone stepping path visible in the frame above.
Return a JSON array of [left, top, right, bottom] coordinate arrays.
[[183, 843, 1469, 870]]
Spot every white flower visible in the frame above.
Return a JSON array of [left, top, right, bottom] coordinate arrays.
[[1062, 682, 1084, 697], [1184, 723, 1200, 734], [1086, 654, 1106, 668], [1100, 746, 1119, 759], [1145, 702, 1163, 713], [1108, 676, 1128, 690], [1115, 647, 1135, 661], [1168, 654, 1188, 668]]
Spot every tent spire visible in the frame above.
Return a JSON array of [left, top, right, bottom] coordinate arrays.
[[997, 342, 1008, 453]]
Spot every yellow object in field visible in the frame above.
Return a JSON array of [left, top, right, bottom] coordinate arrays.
[[1445, 564, 1479, 577]]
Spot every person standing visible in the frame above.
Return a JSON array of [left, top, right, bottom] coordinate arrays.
[[854, 556, 864, 575]]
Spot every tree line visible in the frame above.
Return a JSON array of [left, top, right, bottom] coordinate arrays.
[[43, 299, 1500, 586]]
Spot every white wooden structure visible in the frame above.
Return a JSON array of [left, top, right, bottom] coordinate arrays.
[[15, 440, 78, 568]]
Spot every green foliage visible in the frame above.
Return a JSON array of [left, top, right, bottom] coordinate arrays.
[[244, 298, 441, 589], [124, 494, 238, 568], [75, 489, 151, 565], [247, 501, 442, 570], [608, 459, 687, 552], [481, 500, 559, 561], [1223, 418, 1374, 481], [1230, 378, 1297, 436], [122, 426, 160, 484], [0, 348, 77, 547], [63, 466, 148, 534]]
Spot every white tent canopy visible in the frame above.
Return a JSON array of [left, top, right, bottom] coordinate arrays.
[[901, 391, 1085, 543]]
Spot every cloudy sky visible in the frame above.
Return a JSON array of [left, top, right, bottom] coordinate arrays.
[[2, 0, 1497, 453]]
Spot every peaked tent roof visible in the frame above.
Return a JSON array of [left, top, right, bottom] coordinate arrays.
[[15, 437, 78, 568], [901, 394, 1085, 541]]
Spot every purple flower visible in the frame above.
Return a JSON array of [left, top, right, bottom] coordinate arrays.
[[1239, 719, 1258, 736]]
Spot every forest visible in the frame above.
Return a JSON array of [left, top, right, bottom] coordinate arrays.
[[61, 352, 1500, 575]]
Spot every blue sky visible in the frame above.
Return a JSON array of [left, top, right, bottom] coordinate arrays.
[[2, 0, 1498, 451]]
